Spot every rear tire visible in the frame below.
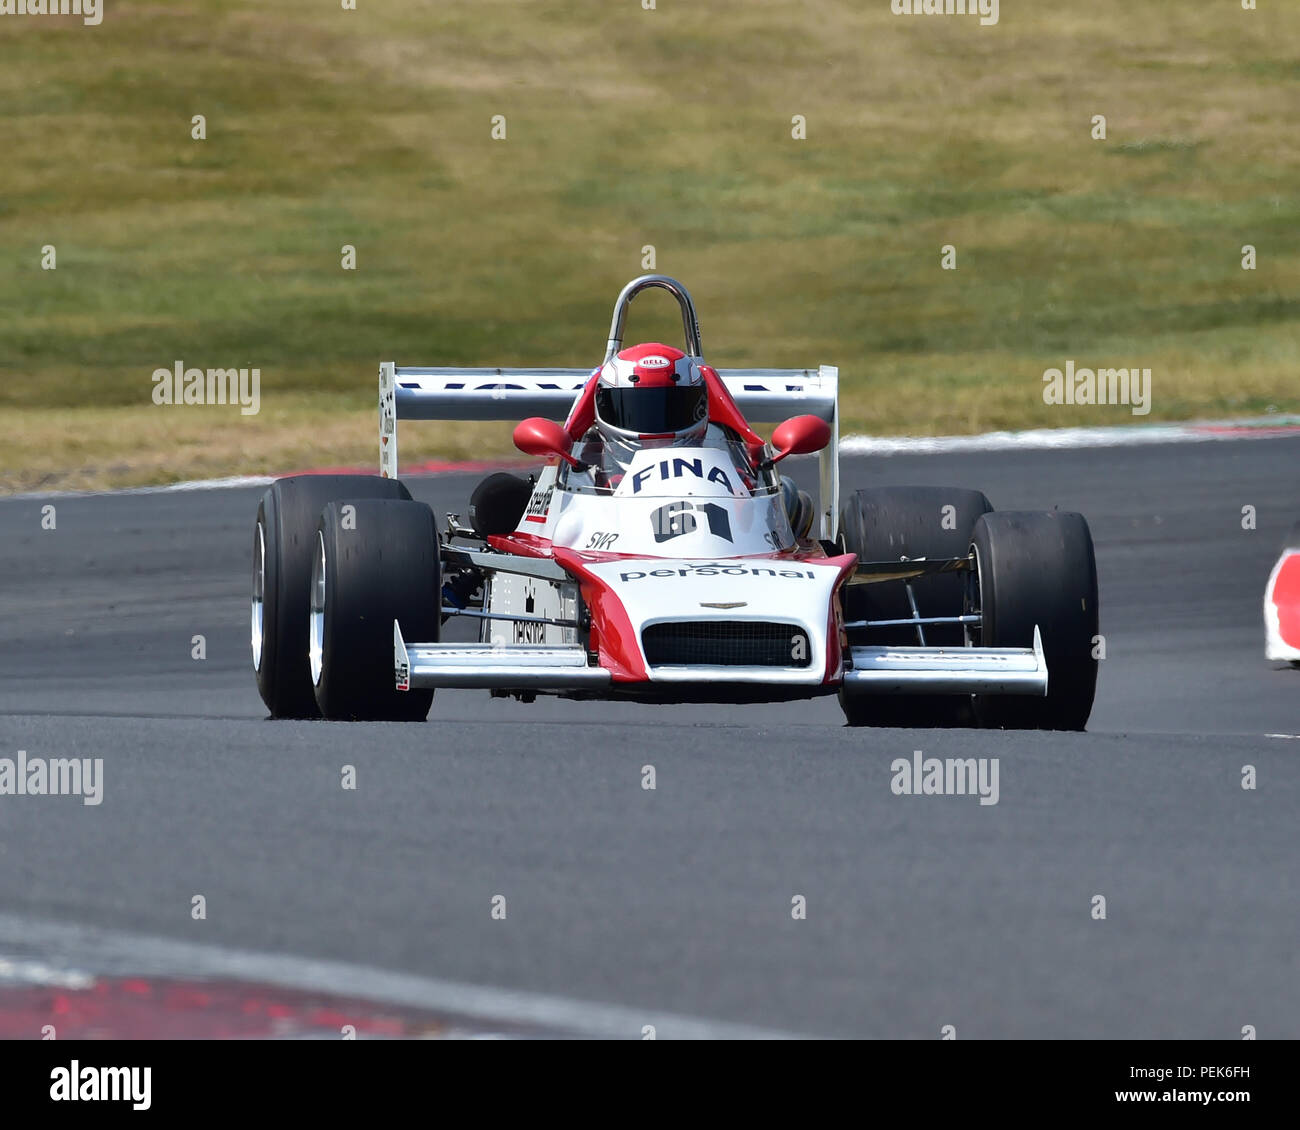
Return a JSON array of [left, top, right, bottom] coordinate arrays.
[[838, 486, 992, 727], [469, 473, 533, 537], [311, 498, 441, 721], [970, 510, 1099, 731], [253, 475, 411, 718]]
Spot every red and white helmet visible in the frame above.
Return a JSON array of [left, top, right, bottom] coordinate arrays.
[[593, 343, 709, 446]]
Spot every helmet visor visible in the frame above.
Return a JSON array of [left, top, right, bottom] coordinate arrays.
[[595, 385, 706, 435]]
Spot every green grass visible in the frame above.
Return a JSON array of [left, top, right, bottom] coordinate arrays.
[[1, 0, 1297, 490]]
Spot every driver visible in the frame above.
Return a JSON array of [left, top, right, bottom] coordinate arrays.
[[592, 343, 707, 452], [575, 343, 715, 486], [563, 341, 770, 495]]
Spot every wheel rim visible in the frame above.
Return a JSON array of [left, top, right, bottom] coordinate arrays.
[[964, 541, 986, 649], [309, 531, 326, 687], [251, 521, 266, 672]]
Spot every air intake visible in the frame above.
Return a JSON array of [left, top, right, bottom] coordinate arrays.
[[642, 621, 811, 668]]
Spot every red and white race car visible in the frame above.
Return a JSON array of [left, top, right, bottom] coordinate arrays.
[[252, 276, 1100, 729], [1264, 522, 1300, 666]]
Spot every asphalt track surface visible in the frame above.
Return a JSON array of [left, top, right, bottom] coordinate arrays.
[[1, 438, 1297, 1038]]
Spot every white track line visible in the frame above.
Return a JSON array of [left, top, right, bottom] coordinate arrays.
[[0, 913, 802, 1039], [0, 955, 94, 990], [841, 418, 1300, 456], [7, 474, 276, 502]]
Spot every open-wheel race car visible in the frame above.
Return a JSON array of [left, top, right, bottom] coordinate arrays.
[[1264, 520, 1300, 667], [252, 275, 1099, 728]]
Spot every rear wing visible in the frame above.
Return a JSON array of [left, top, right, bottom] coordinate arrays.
[[379, 363, 840, 539]]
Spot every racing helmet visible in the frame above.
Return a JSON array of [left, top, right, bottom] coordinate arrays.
[[593, 343, 709, 447]]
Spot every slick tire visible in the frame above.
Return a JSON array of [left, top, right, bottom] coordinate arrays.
[[253, 475, 412, 718], [970, 510, 1100, 731], [311, 498, 441, 722]]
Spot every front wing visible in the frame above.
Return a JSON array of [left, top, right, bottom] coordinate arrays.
[[393, 621, 1049, 698]]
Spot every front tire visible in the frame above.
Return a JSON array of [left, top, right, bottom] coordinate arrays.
[[311, 498, 441, 722], [970, 510, 1099, 731], [253, 475, 412, 718]]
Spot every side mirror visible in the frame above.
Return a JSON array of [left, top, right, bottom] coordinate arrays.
[[769, 415, 831, 464], [513, 417, 580, 467]]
